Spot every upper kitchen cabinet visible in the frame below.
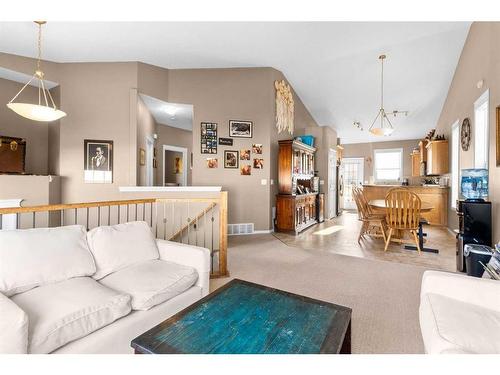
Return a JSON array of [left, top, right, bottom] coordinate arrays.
[[426, 140, 449, 175]]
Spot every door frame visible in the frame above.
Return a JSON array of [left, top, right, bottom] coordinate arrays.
[[162, 144, 188, 186], [341, 157, 364, 210], [327, 148, 337, 219], [145, 135, 155, 186]]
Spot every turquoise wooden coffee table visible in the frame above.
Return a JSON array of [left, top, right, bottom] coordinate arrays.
[[131, 279, 352, 354]]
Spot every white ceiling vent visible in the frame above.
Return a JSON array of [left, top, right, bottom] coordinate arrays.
[[228, 223, 254, 236]]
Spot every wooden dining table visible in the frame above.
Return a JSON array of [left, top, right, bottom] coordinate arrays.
[[368, 199, 438, 254]]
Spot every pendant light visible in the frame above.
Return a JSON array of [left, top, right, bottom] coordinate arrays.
[[6, 21, 66, 122], [369, 54, 394, 136]]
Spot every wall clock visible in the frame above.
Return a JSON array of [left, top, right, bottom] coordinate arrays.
[[461, 118, 471, 151]]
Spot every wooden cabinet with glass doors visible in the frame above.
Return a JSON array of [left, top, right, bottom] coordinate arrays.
[[275, 139, 318, 233]]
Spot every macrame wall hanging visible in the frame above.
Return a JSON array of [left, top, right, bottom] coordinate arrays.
[[275, 80, 294, 135]]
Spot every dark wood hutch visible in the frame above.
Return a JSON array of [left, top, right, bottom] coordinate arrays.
[[275, 139, 320, 233]]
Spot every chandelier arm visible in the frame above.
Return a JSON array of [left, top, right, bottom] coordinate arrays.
[[37, 22, 42, 72], [46, 86, 57, 109], [369, 110, 382, 131], [40, 78, 50, 108], [38, 82, 42, 105], [8, 74, 37, 103], [383, 111, 394, 128]]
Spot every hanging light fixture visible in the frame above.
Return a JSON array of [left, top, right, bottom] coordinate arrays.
[[6, 21, 66, 122], [369, 55, 394, 136]]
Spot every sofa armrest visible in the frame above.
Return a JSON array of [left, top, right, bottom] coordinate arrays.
[[156, 239, 210, 297], [421, 270, 500, 312], [0, 292, 29, 354]]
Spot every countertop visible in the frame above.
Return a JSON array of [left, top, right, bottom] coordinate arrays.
[[362, 184, 449, 189]]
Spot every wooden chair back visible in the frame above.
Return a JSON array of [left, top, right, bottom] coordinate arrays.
[[385, 189, 421, 230], [352, 186, 369, 220]]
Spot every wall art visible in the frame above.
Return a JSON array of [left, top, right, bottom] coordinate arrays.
[[84, 139, 113, 183], [240, 165, 251, 175], [240, 149, 250, 160], [252, 144, 263, 154], [206, 158, 218, 168], [224, 150, 239, 169], [201, 122, 218, 154], [275, 79, 294, 135], [253, 158, 264, 169], [229, 120, 253, 138]]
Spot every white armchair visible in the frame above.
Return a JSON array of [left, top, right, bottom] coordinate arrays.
[[419, 270, 500, 354]]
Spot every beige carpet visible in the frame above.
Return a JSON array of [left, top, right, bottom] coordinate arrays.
[[211, 233, 427, 354]]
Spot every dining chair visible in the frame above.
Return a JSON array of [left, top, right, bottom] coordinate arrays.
[[352, 186, 387, 243], [384, 189, 422, 253]]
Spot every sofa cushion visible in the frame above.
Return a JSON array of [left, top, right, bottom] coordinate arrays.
[[0, 292, 29, 354], [87, 221, 159, 280], [99, 259, 198, 311], [11, 277, 131, 354], [425, 293, 500, 354], [0, 225, 96, 297]]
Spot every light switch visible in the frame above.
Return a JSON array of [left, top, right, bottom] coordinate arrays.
[[261, 179, 267, 186], [320, 180, 325, 185], [270, 179, 274, 185]]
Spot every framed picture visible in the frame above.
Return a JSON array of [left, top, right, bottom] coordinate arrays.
[[201, 122, 218, 154], [139, 148, 146, 166], [252, 144, 263, 154], [497, 107, 500, 166], [206, 158, 218, 168], [174, 157, 182, 174], [240, 149, 250, 160], [84, 139, 113, 183], [224, 150, 239, 169], [253, 158, 264, 169], [229, 120, 253, 138], [240, 165, 251, 175], [0, 136, 26, 174]]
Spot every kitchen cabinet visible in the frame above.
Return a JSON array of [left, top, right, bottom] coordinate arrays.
[[426, 140, 449, 176], [411, 150, 421, 177]]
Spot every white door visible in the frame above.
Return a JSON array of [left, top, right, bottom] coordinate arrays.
[[327, 149, 337, 219], [342, 158, 364, 210]]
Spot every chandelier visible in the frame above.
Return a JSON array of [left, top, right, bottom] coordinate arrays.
[[369, 54, 407, 136], [7, 21, 66, 122]]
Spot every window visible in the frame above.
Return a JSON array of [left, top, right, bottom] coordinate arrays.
[[474, 90, 489, 169], [374, 148, 403, 182], [451, 120, 460, 209]]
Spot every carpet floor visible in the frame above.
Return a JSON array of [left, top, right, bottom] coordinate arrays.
[[211, 233, 428, 354]]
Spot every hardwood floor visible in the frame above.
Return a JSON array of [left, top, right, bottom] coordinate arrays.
[[273, 210, 457, 271]]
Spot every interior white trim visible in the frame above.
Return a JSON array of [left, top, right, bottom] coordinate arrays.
[[162, 145, 188, 187]]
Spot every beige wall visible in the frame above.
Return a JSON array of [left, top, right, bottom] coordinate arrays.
[[0, 78, 49, 175], [136, 95, 156, 186], [155, 124, 193, 186], [435, 22, 500, 239], [342, 139, 421, 185], [0, 53, 320, 232]]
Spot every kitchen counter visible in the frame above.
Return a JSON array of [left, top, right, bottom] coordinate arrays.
[[361, 184, 448, 226]]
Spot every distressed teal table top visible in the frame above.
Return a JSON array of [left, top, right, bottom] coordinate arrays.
[[131, 279, 351, 354]]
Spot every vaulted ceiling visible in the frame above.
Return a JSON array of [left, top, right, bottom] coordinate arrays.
[[0, 22, 470, 143]]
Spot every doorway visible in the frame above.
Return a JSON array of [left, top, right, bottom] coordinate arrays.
[[163, 145, 188, 186], [341, 157, 364, 210], [327, 148, 337, 219]]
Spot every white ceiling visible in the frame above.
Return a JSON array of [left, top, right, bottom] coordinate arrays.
[[139, 94, 193, 131], [0, 22, 470, 143]]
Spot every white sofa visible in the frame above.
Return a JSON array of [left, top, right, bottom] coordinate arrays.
[[0, 221, 210, 354], [419, 270, 500, 354]]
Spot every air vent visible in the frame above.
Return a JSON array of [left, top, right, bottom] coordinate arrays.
[[228, 223, 255, 236]]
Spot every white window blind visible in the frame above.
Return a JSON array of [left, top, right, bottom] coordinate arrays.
[[451, 121, 460, 209], [474, 90, 489, 169], [374, 148, 403, 182]]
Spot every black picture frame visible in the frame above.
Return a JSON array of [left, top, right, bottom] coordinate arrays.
[[201, 122, 218, 154], [224, 150, 239, 169], [84, 139, 113, 183], [229, 120, 253, 138]]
